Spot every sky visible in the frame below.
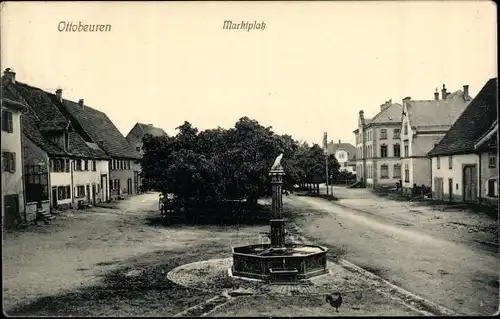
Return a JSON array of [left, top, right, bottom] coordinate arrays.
[[1, 1, 497, 146]]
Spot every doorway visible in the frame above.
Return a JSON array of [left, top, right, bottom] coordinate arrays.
[[448, 178, 453, 201], [51, 187, 58, 208], [127, 178, 132, 195], [86, 185, 90, 203], [100, 174, 108, 202], [3, 194, 20, 227], [463, 165, 477, 203], [92, 184, 96, 205], [435, 178, 444, 200]]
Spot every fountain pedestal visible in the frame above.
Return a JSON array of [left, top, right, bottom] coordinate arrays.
[[231, 155, 329, 283]]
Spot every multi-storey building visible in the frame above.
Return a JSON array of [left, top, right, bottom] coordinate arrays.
[[354, 100, 403, 188], [2, 68, 110, 221], [1, 72, 28, 227], [326, 140, 356, 174], [428, 78, 497, 206], [400, 84, 472, 193], [50, 93, 142, 198], [126, 122, 167, 157]]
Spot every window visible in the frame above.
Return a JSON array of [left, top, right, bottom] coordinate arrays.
[[380, 164, 389, 179], [393, 164, 401, 178], [404, 124, 408, 135], [76, 185, 85, 198], [487, 179, 497, 197], [404, 145, 409, 157], [127, 160, 131, 170], [380, 129, 387, 140], [110, 180, 114, 190], [380, 145, 388, 158], [74, 160, 82, 171], [2, 152, 16, 173], [25, 164, 49, 202], [489, 152, 496, 168], [394, 128, 400, 139], [84, 160, 89, 171], [437, 157, 441, 169], [136, 146, 141, 152], [57, 185, 71, 200], [448, 156, 453, 169], [393, 144, 401, 157], [65, 159, 70, 172], [92, 160, 97, 171], [404, 164, 410, 182], [1, 110, 13, 133]]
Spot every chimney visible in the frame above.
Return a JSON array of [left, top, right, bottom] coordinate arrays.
[[441, 84, 447, 100], [78, 99, 84, 108], [55, 89, 63, 102], [402, 96, 411, 107], [434, 88, 439, 101], [338, 139, 341, 144], [463, 85, 469, 99], [3, 68, 16, 84], [148, 124, 153, 126]]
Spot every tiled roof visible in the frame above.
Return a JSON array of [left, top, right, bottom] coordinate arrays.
[[428, 78, 498, 156], [137, 122, 168, 137], [327, 142, 356, 159], [2, 78, 108, 159], [22, 111, 68, 156], [369, 103, 403, 125], [59, 98, 141, 159], [406, 90, 470, 129]]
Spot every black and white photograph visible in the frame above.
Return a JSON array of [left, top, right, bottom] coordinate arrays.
[[1, 0, 498, 316]]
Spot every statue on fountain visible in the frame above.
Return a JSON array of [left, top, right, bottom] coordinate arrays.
[[271, 153, 284, 171]]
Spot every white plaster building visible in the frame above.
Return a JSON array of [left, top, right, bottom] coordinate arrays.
[[1, 90, 28, 227], [354, 100, 403, 188], [400, 84, 472, 193], [428, 78, 497, 206]]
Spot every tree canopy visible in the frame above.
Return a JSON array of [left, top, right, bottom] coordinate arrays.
[[140, 117, 340, 203]]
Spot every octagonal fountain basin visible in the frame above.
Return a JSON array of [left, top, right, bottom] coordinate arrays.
[[232, 244, 329, 281]]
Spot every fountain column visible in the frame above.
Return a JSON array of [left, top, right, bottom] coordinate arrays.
[[269, 165, 286, 249]]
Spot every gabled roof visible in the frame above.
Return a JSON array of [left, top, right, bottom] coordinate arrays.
[[57, 98, 141, 159], [136, 122, 168, 138], [405, 90, 470, 130], [2, 78, 108, 159], [369, 102, 403, 125], [428, 78, 498, 156], [327, 142, 356, 159]]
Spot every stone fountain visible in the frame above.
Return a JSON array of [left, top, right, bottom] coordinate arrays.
[[231, 154, 329, 284]]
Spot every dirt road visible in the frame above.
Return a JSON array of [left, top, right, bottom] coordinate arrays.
[[285, 194, 499, 316]]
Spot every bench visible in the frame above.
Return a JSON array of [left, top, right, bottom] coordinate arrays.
[[269, 267, 299, 284]]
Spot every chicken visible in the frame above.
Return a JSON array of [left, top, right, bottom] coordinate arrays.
[[326, 293, 343, 312]]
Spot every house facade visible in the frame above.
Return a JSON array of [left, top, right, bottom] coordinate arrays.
[[125, 122, 168, 157], [428, 78, 498, 207], [1, 93, 28, 227], [354, 100, 403, 188], [50, 92, 142, 199], [400, 84, 472, 193], [326, 140, 356, 174], [2, 69, 110, 221]]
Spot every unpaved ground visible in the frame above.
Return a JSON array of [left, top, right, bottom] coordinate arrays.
[[286, 192, 499, 316], [324, 185, 498, 248], [2, 193, 267, 314]]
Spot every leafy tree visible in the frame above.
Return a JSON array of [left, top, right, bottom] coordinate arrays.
[[140, 117, 341, 205]]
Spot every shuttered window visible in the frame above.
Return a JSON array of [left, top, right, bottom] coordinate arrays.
[[2, 152, 16, 172], [1, 110, 13, 133]]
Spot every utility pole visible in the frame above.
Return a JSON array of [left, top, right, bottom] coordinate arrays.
[[324, 132, 329, 196]]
